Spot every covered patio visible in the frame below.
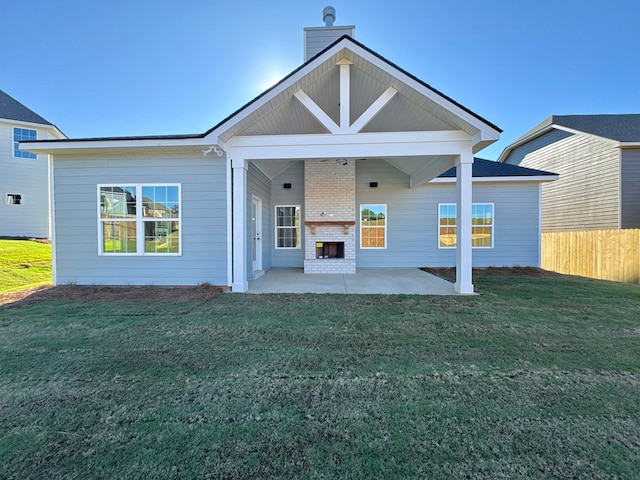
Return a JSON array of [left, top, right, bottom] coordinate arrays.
[[247, 268, 456, 294]]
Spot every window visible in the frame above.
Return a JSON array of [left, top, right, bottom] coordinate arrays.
[[13, 128, 37, 159], [99, 184, 180, 255], [275, 206, 300, 248], [361, 204, 386, 248], [438, 203, 493, 248], [7, 194, 22, 205]]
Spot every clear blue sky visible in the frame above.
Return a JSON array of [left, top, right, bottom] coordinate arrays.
[[3, 0, 639, 159]]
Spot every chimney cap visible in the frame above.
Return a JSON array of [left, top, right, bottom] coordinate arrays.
[[323, 6, 336, 26]]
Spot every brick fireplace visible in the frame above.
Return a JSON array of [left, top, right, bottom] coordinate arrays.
[[304, 159, 356, 274]]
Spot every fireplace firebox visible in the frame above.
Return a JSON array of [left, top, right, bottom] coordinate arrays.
[[316, 242, 344, 259]]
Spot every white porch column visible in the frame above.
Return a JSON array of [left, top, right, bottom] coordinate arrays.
[[231, 155, 249, 292], [455, 151, 474, 294]]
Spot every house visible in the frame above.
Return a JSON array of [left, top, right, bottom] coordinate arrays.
[[21, 9, 557, 293], [499, 114, 640, 232], [0, 89, 66, 238]]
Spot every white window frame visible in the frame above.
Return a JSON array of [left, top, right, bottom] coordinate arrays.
[[98, 184, 182, 256], [438, 203, 494, 249], [13, 127, 37, 159], [274, 205, 301, 249], [6, 193, 22, 205], [360, 204, 387, 249]]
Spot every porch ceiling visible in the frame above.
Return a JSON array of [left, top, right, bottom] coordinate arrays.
[[252, 155, 457, 187]]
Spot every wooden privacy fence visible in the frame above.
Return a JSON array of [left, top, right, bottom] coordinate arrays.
[[542, 229, 640, 284]]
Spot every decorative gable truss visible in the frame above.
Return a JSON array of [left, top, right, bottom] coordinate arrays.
[[293, 58, 397, 134]]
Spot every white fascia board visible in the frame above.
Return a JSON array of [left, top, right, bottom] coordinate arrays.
[[0, 118, 52, 129], [228, 130, 471, 147], [429, 175, 559, 184], [18, 137, 214, 154], [226, 131, 474, 160], [0, 118, 65, 140], [619, 142, 640, 148]]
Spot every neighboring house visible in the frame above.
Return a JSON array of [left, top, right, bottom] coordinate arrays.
[[499, 114, 640, 232], [22, 11, 556, 293], [0, 89, 66, 238]]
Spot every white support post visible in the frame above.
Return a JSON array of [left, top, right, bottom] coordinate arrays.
[[232, 156, 249, 292], [336, 59, 352, 132], [455, 151, 474, 294]]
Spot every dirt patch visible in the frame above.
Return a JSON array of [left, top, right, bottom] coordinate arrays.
[[1, 283, 224, 306], [0, 236, 51, 244], [422, 266, 561, 280]]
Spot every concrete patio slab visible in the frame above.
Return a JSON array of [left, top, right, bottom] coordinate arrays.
[[247, 268, 457, 295]]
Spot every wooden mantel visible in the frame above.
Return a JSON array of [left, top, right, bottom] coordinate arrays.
[[305, 221, 355, 235]]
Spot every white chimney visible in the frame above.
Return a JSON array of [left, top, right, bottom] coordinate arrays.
[[303, 6, 355, 61]]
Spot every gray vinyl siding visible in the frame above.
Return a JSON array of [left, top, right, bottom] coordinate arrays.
[[303, 26, 355, 61], [355, 159, 542, 268], [53, 153, 228, 286], [247, 164, 272, 277], [504, 130, 620, 232], [271, 162, 305, 267], [621, 148, 640, 228]]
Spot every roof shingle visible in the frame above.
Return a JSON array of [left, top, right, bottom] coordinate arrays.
[[0, 89, 52, 125], [439, 157, 557, 178]]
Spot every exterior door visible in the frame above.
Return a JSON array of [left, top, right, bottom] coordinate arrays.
[[252, 196, 263, 275]]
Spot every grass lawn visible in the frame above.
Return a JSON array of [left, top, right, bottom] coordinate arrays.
[[0, 239, 52, 294], [1, 272, 639, 479]]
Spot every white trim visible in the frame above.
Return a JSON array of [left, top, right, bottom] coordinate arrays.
[[21, 137, 213, 153], [97, 184, 182, 256], [359, 204, 387, 249], [50, 155, 57, 284], [252, 195, 263, 273], [231, 156, 249, 292], [226, 158, 233, 288], [226, 131, 474, 160], [455, 153, 474, 294], [429, 175, 559, 184], [337, 59, 352, 132], [274, 205, 301, 249], [437, 203, 495, 249], [0, 118, 65, 138], [12, 127, 37, 159], [537, 184, 542, 267]]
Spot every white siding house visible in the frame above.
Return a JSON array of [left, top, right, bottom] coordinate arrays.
[[0, 90, 65, 238], [22, 13, 556, 293]]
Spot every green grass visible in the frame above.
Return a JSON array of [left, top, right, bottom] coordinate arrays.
[[0, 239, 52, 294], [1, 273, 639, 479]]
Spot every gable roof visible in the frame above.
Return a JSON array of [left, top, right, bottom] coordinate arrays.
[[21, 35, 499, 157], [500, 114, 640, 162], [0, 89, 53, 125], [524, 114, 640, 143], [203, 35, 501, 141], [438, 157, 557, 179], [550, 114, 640, 142]]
